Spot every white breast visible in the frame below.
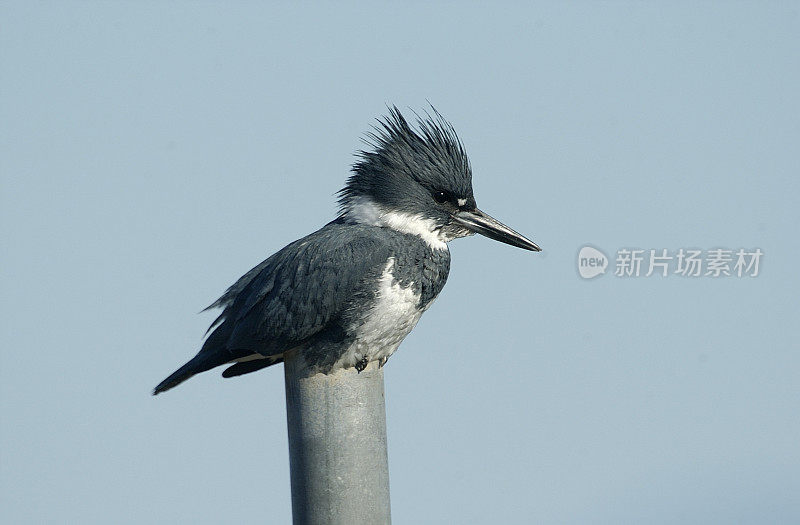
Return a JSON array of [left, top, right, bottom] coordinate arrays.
[[335, 258, 431, 369]]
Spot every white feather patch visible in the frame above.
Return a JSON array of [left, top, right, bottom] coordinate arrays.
[[335, 258, 431, 369], [343, 196, 448, 250]]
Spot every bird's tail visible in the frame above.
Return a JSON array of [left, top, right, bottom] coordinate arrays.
[[152, 352, 222, 395]]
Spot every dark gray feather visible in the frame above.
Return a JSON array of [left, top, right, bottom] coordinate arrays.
[[154, 218, 450, 394]]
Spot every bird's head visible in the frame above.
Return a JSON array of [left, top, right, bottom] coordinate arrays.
[[339, 107, 540, 252]]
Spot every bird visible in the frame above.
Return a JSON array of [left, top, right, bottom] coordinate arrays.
[[153, 107, 540, 395]]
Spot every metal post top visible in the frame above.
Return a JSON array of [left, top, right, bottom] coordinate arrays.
[[284, 354, 392, 525]]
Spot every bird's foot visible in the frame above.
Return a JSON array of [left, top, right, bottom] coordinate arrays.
[[355, 356, 369, 373]]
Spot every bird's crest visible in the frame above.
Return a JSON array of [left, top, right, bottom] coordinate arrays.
[[338, 106, 473, 213]]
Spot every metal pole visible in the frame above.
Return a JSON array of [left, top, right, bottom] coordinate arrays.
[[284, 353, 392, 525]]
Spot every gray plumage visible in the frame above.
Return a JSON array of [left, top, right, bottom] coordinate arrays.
[[340, 107, 476, 218], [154, 107, 538, 395]]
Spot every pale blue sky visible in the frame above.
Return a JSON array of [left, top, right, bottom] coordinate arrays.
[[2, 2, 798, 523]]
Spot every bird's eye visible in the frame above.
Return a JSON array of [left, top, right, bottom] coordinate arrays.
[[433, 191, 448, 204]]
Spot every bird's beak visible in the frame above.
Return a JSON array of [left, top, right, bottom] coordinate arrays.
[[452, 208, 541, 252]]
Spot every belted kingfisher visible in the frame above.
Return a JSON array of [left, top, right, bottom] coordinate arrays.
[[153, 107, 540, 395]]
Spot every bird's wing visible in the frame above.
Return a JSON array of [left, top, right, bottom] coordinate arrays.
[[211, 221, 394, 357]]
